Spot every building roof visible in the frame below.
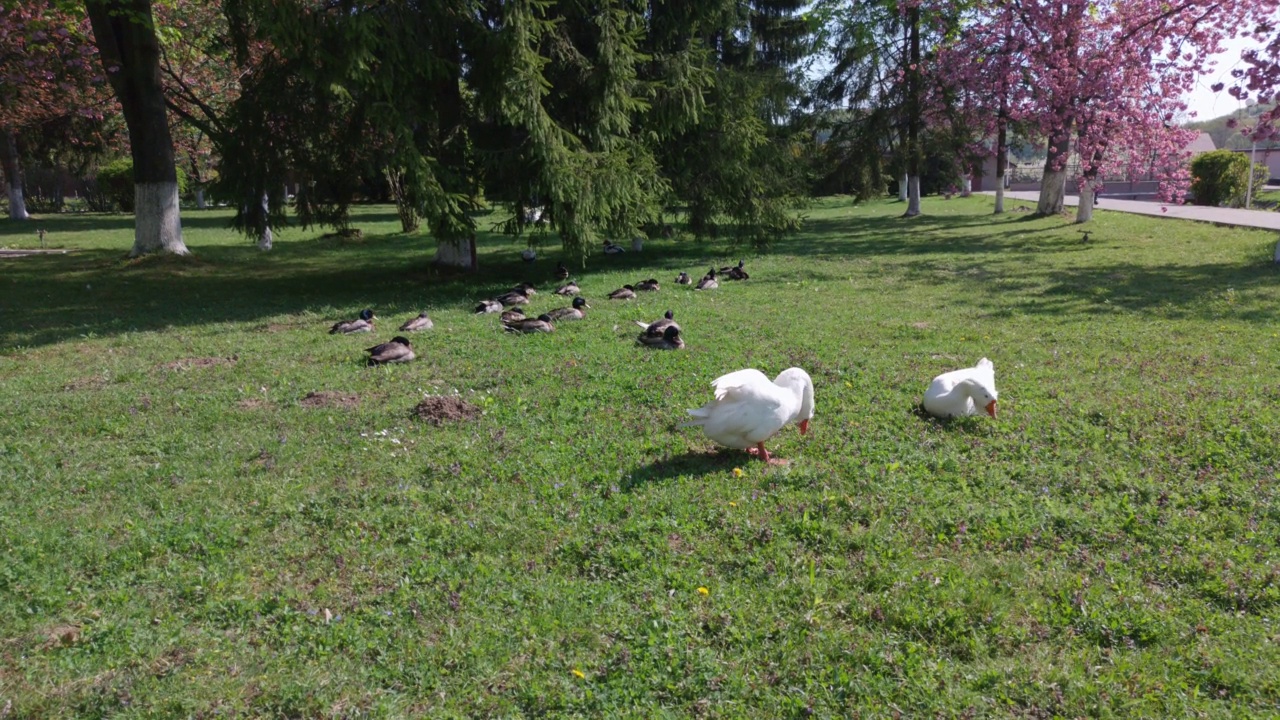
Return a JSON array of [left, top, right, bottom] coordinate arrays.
[[1185, 132, 1216, 154]]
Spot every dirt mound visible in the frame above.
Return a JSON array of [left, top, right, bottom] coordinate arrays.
[[300, 391, 360, 409], [63, 375, 108, 391], [159, 356, 237, 371], [237, 398, 271, 410], [411, 395, 482, 425]]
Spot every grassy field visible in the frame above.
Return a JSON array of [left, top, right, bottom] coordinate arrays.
[[1, 197, 1278, 717]]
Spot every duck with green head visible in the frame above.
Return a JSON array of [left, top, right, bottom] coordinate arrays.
[[637, 325, 684, 350], [503, 314, 556, 334], [330, 309, 375, 334], [545, 296, 590, 321]]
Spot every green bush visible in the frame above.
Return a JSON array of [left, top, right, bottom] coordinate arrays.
[[95, 158, 189, 213], [1190, 150, 1269, 208]]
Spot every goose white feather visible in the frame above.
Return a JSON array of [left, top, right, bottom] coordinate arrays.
[[922, 357, 998, 418], [681, 367, 814, 462]]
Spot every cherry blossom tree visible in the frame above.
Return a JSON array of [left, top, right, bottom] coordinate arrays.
[[0, 2, 106, 219], [1224, 22, 1279, 142]]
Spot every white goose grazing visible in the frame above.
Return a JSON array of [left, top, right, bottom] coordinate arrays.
[[922, 357, 998, 419], [681, 368, 815, 464]]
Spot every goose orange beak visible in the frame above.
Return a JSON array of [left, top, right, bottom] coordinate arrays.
[[799, 419, 810, 435], [985, 400, 997, 418]]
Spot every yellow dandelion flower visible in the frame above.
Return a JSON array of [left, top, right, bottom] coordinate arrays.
[[733, 468, 744, 478], [729, 501, 737, 507], [697, 586, 710, 596], [572, 668, 585, 679]]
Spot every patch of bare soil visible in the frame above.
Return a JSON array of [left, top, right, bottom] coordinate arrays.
[[411, 395, 482, 425], [911, 321, 932, 329], [159, 356, 237, 371], [63, 375, 108, 391], [237, 398, 271, 410], [300, 391, 360, 409], [43, 624, 82, 649]]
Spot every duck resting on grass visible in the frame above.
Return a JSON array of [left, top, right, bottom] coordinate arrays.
[[681, 368, 814, 464], [366, 336, 415, 365], [399, 311, 434, 331], [676, 272, 692, 285], [555, 280, 580, 296], [503, 314, 556, 334], [609, 285, 637, 300], [555, 262, 570, 281], [722, 260, 749, 280], [634, 278, 661, 292], [545, 296, 590, 321], [695, 268, 718, 290], [922, 357, 998, 418], [330, 308, 375, 334], [603, 240, 625, 255], [635, 310, 677, 338], [495, 289, 532, 306], [475, 299, 503, 314], [499, 307, 526, 323], [637, 324, 684, 350], [521, 248, 537, 262]]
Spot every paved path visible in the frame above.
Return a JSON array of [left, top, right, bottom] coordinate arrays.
[[983, 190, 1280, 232]]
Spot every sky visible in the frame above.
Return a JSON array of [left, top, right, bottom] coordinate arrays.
[[1179, 35, 1264, 123]]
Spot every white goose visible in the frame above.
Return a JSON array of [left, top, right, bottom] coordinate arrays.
[[681, 368, 815, 463], [922, 357, 998, 418]]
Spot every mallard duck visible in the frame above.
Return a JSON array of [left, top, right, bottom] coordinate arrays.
[[608, 285, 637, 300], [555, 280, 580, 296], [694, 268, 718, 290], [399, 311, 434, 332], [500, 307, 526, 323], [603, 240, 625, 255], [366, 336, 415, 365], [495, 290, 531, 306], [676, 272, 692, 285], [521, 248, 537, 262], [681, 368, 815, 464], [330, 308, 375, 334], [634, 278, 660, 292], [545, 296, 590, 321], [637, 324, 684, 350], [555, 262, 570, 281], [512, 282, 537, 296], [475, 299, 503, 314], [503, 313, 556, 333], [922, 358, 998, 418], [634, 309, 677, 338], [723, 260, 749, 280]]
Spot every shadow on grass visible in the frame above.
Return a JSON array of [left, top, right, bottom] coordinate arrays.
[[0, 208, 405, 238], [2, 198, 1277, 349], [622, 449, 742, 491]]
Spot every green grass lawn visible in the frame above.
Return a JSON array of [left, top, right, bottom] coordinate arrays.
[[2, 198, 1278, 717]]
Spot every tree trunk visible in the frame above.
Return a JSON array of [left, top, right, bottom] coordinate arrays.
[[902, 7, 922, 218], [905, 175, 921, 217], [993, 123, 1007, 214], [256, 192, 272, 250], [195, 187, 206, 210], [1, 131, 30, 220], [434, 235, 477, 270], [898, 173, 908, 202], [1036, 120, 1073, 216], [1076, 177, 1096, 223], [961, 175, 972, 197], [86, 0, 189, 256]]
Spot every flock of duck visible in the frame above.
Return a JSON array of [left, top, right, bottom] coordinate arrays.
[[326, 254, 999, 464]]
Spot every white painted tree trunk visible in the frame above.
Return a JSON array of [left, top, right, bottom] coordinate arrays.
[[132, 181, 189, 257], [960, 175, 972, 197], [6, 182, 27, 220], [1, 132, 29, 220], [1075, 179, 1096, 223], [434, 236, 476, 270], [898, 173, 908, 201], [904, 175, 921, 216], [256, 192, 272, 250], [195, 187, 206, 210], [994, 183, 1005, 214], [1037, 168, 1068, 215]]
